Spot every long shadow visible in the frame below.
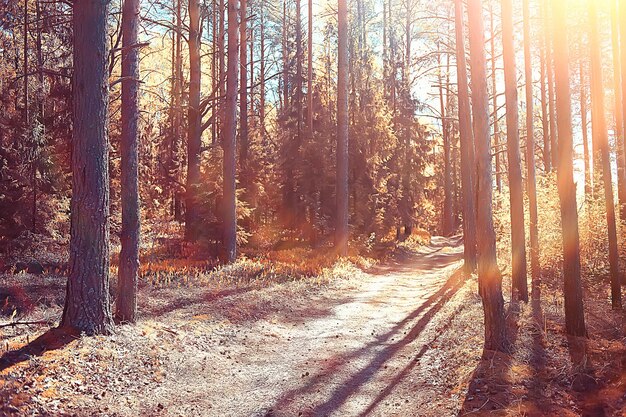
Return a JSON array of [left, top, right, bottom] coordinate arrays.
[[359, 302, 466, 416], [0, 327, 77, 372], [458, 303, 520, 415], [268, 268, 465, 415], [526, 297, 549, 409], [141, 286, 255, 319]]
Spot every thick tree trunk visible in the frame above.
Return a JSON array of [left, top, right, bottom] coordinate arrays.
[[454, 0, 477, 273], [552, 0, 586, 336], [61, 0, 114, 335], [589, 1, 622, 309], [467, 0, 506, 352], [335, 0, 349, 256], [185, 0, 202, 241], [501, 0, 528, 302], [223, 0, 239, 263], [523, 0, 540, 297], [116, 0, 141, 323]]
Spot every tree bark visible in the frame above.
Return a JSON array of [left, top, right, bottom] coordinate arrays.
[[335, 0, 349, 256], [467, 0, 506, 352], [552, 0, 587, 335], [523, 0, 540, 297], [545, 2, 557, 170], [307, 0, 313, 132], [501, 0, 528, 302], [223, 0, 239, 263], [540, 38, 551, 172], [185, 0, 202, 241], [489, 6, 502, 194], [61, 0, 114, 335], [116, 0, 141, 323], [440, 43, 453, 236], [589, 0, 622, 309], [454, 0, 477, 273], [580, 59, 591, 198], [611, 0, 626, 220], [239, 0, 248, 167]]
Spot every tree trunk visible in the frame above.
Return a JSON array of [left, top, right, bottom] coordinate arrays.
[[440, 44, 453, 236], [490, 6, 502, 194], [260, 3, 266, 137], [467, 0, 506, 352], [545, 2, 558, 170], [621, 0, 626, 203], [239, 0, 248, 167], [454, 0, 477, 273], [540, 40, 551, 172], [501, 0, 528, 302], [61, 0, 114, 335], [116, 0, 141, 323], [523, 0, 540, 298], [580, 59, 591, 198], [611, 0, 626, 220], [185, 0, 202, 241], [335, 0, 349, 256], [307, 0, 313, 132], [589, 0, 622, 309], [552, 0, 587, 336], [223, 0, 239, 263]]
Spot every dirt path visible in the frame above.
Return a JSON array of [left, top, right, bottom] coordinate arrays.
[[144, 236, 465, 417]]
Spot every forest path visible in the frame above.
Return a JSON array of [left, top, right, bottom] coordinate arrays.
[[149, 236, 465, 417]]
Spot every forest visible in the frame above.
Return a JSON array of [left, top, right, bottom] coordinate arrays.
[[2, 0, 626, 415]]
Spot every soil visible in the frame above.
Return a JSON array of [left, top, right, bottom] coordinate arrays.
[[2, 236, 626, 417]]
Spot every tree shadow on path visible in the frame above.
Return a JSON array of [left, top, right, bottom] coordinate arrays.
[[458, 302, 521, 416], [268, 266, 465, 416], [0, 327, 77, 372]]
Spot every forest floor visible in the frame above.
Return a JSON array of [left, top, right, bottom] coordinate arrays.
[[1, 236, 626, 416]]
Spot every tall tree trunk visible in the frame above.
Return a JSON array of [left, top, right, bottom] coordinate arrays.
[[185, 0, 202, 241], [168, 0, 183, 221], [223, 0, 239, 263], [621, 0, 626, 194], [545, 2, 558, 170], [523, 0, 540, 297], [260, 3, 266, 137], [211, 0, 218, 144], [239, 0, 248, 167], [552, 0, 586, 336], [440, 43, 453, 236], [580, 59, 592, 198], [540, 40, 551, 172], [335, 0, 349, 256], [467, 0, 506, 352], [454, 0, 477, 273], [490, 6, 502, 194], [116, 0, 141, 323], [307, 0, 313, 131], [611, 0, 626, 220], [502, 0, 528, 302], [589, 0, 622, 309], [61, 0, 114, 335]]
